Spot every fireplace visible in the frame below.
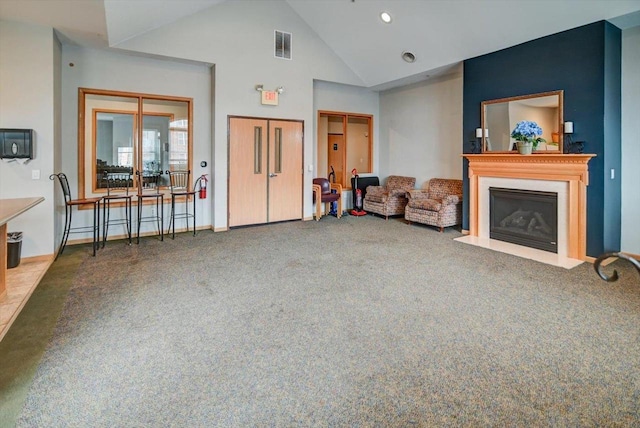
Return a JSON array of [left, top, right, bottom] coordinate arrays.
[[489, 187, 557, 253], [458, 154, 594, 267]]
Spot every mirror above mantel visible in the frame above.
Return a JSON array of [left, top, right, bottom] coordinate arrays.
[[481, 90, 564, 153]]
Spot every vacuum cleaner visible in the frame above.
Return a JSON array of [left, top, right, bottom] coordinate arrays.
[[328, 166, 338, 217], [350, 168, 367, 216]]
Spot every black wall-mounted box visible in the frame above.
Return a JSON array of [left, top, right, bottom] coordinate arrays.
[[0, 129, 33, 159]]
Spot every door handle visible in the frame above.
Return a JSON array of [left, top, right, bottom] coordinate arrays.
[[269, 173, 278, 178]]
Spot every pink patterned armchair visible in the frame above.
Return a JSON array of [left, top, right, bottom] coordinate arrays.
[[405, 178, 463, 232], [363, 175, 416, 220]]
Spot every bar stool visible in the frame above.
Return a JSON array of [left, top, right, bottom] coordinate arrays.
[[49, 173, 101, 258], [135, 170, 163, 243], [102, 171, 133, 247], [166, 170, 197, 239]]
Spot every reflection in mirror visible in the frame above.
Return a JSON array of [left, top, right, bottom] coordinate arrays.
[[482, 90, 563, 153], [96, 112, 134, 188]]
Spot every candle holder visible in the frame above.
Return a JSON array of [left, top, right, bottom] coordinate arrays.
[[563, 121, 584, 153]]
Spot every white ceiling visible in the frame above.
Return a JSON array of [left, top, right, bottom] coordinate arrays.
[[1, 0, 639, 90]]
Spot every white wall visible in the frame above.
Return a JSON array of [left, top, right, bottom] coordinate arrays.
[[0, 21, 58, 257], [379, 70, 463, 189], [61, 46, 212, 235], [116, 0, 364, 229], [313, 81, 380, 209], [313, 82, 379, 172], [621, 26, 640, 254]]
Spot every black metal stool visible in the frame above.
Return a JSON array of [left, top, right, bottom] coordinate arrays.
[[102, 171, 133, 247], [49, 173, 101, 258], [166, 170, 196, 239], [135, 170, 163, 243]]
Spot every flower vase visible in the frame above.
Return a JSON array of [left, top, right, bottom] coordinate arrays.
[[516, 141, 533, 155]]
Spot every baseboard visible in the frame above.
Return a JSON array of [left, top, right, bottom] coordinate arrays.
[[461, 229, 470, 235], [213, 226, 228, 232], [21, 254, 56, 264], [585, 252, 640, 265], [622, 252, 640, 261], [303, 216, 314, 221]]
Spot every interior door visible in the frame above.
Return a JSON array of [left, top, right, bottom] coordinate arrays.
[[327, 134, 345, 188], [229, 117, 302, 227], [268, 120, 303, 222], [229, 118, 268, 227]]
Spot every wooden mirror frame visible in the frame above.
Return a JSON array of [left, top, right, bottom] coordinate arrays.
[[481, 90, 564, 153]]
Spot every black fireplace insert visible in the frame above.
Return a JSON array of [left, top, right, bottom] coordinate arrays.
[[489, 187, 558, 253]]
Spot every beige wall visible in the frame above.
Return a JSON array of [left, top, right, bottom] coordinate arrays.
[[379, 68, 463, 189], [0, 21, 59, 257]]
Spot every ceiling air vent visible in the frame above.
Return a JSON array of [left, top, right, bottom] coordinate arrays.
[[274, 30, 292, 60]]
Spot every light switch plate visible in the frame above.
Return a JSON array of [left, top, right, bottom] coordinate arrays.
[[31, 169, 40, 180]]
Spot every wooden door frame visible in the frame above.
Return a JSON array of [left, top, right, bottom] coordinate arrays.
[[317, 110, 373, 190], [227, 115, 304, 228]]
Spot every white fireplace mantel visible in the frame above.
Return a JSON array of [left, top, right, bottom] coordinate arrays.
[[460, 153, 595, 263]]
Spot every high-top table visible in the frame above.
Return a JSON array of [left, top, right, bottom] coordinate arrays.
[[0, 197, 44, 300]]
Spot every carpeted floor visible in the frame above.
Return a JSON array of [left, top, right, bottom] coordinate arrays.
[[4, 216, 640, 426]]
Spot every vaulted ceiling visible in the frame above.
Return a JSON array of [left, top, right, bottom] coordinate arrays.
[[1, 0, 639, 90]]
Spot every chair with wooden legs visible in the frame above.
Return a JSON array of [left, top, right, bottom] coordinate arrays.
[[166, 170, 197, 239], [102, 171, 133, 247], [312, 178, 342, 220], [135, 170, 163, 243], [49, 173, 102, 258]]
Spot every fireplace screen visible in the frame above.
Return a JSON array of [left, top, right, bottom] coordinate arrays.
[[489, 187, 558, 253]]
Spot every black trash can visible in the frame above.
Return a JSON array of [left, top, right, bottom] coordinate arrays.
[[7, 232, 23, 269]]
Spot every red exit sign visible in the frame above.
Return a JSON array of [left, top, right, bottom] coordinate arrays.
[[261, 90, 279, 106]]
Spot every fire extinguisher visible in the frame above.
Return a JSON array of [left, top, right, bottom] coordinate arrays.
[[198, 174, 208, 199]]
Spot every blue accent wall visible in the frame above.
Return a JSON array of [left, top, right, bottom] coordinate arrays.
[[462, 21, 622, 257]]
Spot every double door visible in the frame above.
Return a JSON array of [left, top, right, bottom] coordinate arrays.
[[229, 117, 303, 227]]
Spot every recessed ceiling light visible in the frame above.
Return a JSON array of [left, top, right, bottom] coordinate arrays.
[[402, 51, 416, 63], [380, 12, 392, 23]]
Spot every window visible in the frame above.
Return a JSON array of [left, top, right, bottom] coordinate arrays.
[[317, 111, 373, 189], [78, 89, 193, 198], [169, 119, 188, 169]]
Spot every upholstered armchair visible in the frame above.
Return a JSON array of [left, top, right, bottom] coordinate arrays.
[[405, 178, 463, 232], [363, 175, 416, 219]]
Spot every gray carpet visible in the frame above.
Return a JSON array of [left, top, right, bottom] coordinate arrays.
[[15, 216, 640, 426]]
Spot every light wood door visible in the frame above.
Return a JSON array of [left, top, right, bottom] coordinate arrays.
[[229, 118, 268, 227], [327, 134, 345, 188], [268, 120, 303, 222], [229, 117, 302, 227]]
